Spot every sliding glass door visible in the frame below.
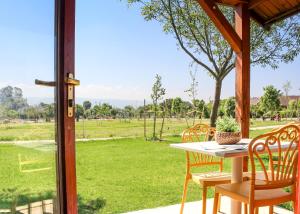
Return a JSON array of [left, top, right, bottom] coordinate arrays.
[[0, 1, 59, 213], [0, 0, 78, 213]]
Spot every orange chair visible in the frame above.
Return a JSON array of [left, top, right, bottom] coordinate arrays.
[[180, 124, 232, 214], [212, 124, 299, 214]]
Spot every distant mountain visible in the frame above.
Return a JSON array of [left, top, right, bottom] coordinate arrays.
[[27, 97, 146, 108]]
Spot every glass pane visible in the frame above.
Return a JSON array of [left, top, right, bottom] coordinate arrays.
[[0, 1, 57, 213]]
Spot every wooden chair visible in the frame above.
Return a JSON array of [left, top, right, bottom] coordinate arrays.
[[212, 124, 299, 214], [180, 123, 232, 214]]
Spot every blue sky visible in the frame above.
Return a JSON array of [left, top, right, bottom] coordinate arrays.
[[0, 0, 299, 105]]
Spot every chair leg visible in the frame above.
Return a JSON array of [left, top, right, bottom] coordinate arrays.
[[217, 194, 221, 212], [202, 185, 207, 214], [180, 176, 189, 214], [213, 192, 220, 214], [269, 206, 273, 214], [255, 207, 259, 214], [244, 203, 248, 214]]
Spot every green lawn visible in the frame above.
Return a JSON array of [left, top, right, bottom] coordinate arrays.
[[1, 128, 293, 214], [0, 118, 290, 141]]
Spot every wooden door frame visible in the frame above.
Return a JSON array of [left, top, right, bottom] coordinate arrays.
[[55, 0, 77, 213]]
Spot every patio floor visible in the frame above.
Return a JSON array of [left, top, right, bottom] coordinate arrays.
[[124, 197, 293, 214]]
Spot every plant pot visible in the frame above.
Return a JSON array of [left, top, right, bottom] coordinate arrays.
[[215, 131, 241, 145]]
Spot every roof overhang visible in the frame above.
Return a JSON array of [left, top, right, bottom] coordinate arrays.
[[214, 0, 300, 28]]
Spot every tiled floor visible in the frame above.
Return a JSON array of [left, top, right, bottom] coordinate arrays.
[[124, 197, 293, 214]]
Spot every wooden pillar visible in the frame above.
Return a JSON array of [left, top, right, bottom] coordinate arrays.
[[56, 0, 78, 213], [235, 4, 250, 172]]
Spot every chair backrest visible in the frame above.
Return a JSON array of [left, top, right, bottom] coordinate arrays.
[[182, 124, 222, 170], [248, 124, 300, 192]]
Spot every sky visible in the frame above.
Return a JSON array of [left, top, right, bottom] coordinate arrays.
[[0, 0, 299, 106]]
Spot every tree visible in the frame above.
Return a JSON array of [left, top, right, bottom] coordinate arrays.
[[128, 0, 300, 127], [224, 97, 235, 118], [100, 103, 113, 118], [194, 99, 209, 119], [151, 74, 166, 140], [259, 85, 282, 114], [0, 86, 28, 111], [171, 97, 183, 117], [83, 101, 92, 111], [39, 103, 55, 122], [124, 105, 135, 118], [75, 104, 84, 122]]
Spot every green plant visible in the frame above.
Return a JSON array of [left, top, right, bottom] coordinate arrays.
[[216, 117, 240, 133]]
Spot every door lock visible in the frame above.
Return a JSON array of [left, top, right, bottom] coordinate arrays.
[[35, 73, 80, 118], [65, 73, 80, 118]]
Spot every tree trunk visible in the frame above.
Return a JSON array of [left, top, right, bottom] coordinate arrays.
[[159, 110, 165, 140], [153, 107, 157, 140], [210, 79, 222, 128], [144, 99, 147, 139]]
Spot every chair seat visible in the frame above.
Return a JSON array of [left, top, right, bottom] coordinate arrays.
[[192, 171, 251, 186], [192, 171, 232, 185], [215, 181, 293, 207]]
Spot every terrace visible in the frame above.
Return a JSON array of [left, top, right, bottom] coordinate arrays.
[[0, 0, 299, 214]]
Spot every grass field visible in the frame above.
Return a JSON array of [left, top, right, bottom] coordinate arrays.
[[0, 126, 294, 213], [0, 119, 296, 213], [0, 118, 291, 141]]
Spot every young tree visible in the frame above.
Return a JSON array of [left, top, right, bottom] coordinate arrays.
[[259, 85, 282, 114], [185, 70, 199, 125], [127, 0, 300, 127], [151, 74, 166, 140]]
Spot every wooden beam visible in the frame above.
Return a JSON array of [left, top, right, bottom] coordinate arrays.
[[214, 0, 247, 6], [56, 0, 78, 213], [249, 0, 269, 9], [235, 4, 250, 173], [196, 0, 242, 53], [265, 4, 300, 25], [249, 10, 270, 30]]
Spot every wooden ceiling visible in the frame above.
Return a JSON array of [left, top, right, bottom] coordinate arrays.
[[215, 0, 300, 26]]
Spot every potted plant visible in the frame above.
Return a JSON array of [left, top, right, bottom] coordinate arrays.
[[215, 117, 241, 145]]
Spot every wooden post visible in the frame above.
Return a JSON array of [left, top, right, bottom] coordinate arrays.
[[235, 4, 250, 172], [56, 0, 78, 213]]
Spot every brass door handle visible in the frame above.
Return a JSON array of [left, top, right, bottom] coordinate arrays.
[[35, 79, 56, 87], [35, 74, 80, 118]]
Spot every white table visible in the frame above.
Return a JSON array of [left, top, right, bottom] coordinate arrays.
[[170, 138, 293, 214]]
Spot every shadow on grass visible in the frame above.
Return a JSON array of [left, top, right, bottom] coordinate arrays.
[[78, 195, 106, 214], [0, 188, 106, 213], [0, 188, 54, 211]]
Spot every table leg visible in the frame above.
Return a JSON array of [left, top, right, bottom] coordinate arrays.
[[231, 157, 243, 214]]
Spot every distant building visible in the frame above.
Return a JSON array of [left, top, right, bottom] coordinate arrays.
[[250, 96, 300, 107], [280, 96, 300, 107], [250, 97, 260, 106]]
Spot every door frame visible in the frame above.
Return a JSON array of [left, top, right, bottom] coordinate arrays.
[[55, 0, 77, 213]]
